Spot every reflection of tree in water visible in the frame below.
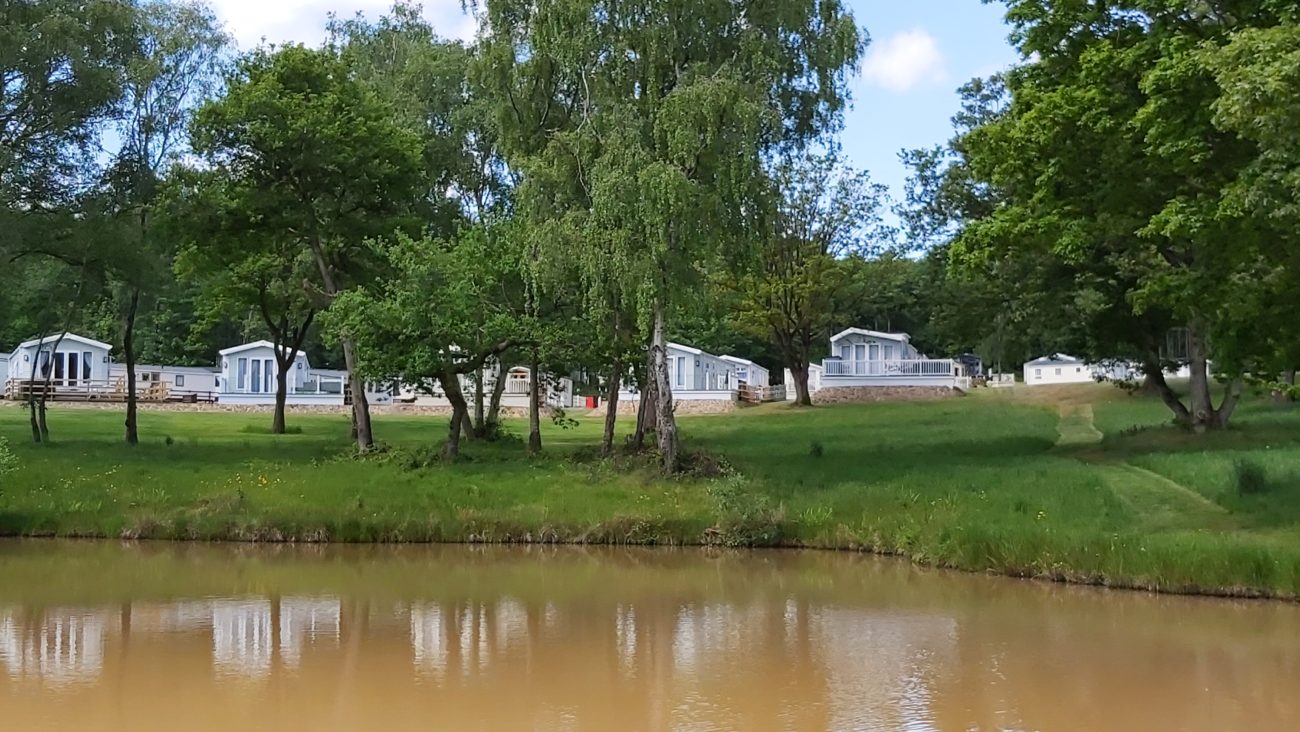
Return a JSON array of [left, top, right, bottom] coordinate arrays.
[[0, 607, 109, 685]]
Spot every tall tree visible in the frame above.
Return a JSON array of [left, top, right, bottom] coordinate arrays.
[[107, 0, 227, 445], [188, 45, 425, 450], [480, 0, 863, 471], [735, 152, 888, 406], [945, 1, 1290, 430]]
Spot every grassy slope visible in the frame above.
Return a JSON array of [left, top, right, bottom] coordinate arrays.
[[2, 383, 1300, 597]]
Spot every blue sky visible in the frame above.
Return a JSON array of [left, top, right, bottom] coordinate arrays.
[[843, 1, 1019, 206], [207, 0, 1019, 208]]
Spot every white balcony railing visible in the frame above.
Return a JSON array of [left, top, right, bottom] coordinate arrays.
[[822, 359, 957, 377]]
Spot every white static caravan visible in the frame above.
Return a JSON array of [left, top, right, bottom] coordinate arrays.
[[216, 341, 343, 406], [617, 342, 738, 404], [1023, 354, 1096, 386], [818, 328, 960, 389], [666, 342, 737, 392], [395, 366, 574, 409], [4, 333, 113, 392], [108, 363, 222, 400], [720, 355, 769, 388]]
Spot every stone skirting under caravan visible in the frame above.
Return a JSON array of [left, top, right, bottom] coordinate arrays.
[[597, 396, 739, 416], [811, 385, 961, 404]]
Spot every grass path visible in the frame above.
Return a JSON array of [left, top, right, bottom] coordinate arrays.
[[1054, 398, 1232, 531], [1054, 402, 1104, 447]]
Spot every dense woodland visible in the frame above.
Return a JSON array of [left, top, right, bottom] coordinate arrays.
[[3, 0, 1300, 472]]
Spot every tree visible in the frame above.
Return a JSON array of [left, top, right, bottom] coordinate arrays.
[[330, 224, 520, 460], [0, 0, 135, 210], [188, 45, 425, 450], [943, 1, 1290, 430], [172, 209, 318, 435], [735, 152, 889, 406], [1203, 22, 1300, 395], [480, 0, 863, 471], [107, 0, 227, 446]]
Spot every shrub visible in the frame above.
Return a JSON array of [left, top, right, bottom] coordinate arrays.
[[1234, 460, 1272, 496], [706, 474, 785, 547], [809, 441, 824, 458]]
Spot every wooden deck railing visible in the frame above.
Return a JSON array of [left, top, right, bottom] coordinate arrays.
[[822, 359, 957, 377]]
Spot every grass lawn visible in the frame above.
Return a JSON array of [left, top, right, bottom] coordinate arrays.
[[3, 382, 1300, 597]]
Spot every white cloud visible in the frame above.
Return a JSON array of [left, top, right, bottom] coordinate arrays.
[[208, 0, 478, 50], [860, 28, 948, 93]]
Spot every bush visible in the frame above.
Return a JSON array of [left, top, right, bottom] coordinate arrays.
[[1234, 460, 1272, 496], [706, 474, 785, 547], [809, 441, 824, 458]]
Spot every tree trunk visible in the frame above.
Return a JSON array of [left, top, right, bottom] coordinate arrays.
[[473, 366, 486, 435], [527, 350, 542, 455], [28, 398, 40, 444], [35, 331, 71, 444], [460, 408, 475, 442], [445, 401, 464, 460], [1187, 322, 1214, 433], [341, 338, 373, 450], [272, 363, 289, 434], [307, 234, 372, 451], [790, 361, 812, 407], [602, 357, 622, 457], [649, 300, 679, 473], [486, 359, 506, 428], [123, 288, 140, 446], [440, 370, 470, 459], [631, 352, 656, 452], [26, 338, 43, 444], [1142, 361, 1192, 427]]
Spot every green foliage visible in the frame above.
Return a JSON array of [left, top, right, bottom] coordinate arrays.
[[187, 43, 426, 287], [0, 0, 136, 204], [706, 474, 786, 548]]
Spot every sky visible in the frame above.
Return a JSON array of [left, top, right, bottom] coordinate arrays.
[[205, 0, 1021, 211]]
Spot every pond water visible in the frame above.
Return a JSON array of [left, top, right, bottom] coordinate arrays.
[[0, 541, 1297, 731]]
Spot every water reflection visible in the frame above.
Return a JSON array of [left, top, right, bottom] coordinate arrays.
[[0, 608, 109, 685], [0, 541, 1297, 731]]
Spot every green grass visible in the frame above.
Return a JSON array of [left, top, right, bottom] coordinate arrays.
[[3, 383, 1300, 598]]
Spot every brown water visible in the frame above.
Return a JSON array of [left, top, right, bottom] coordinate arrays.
[[0, 542, 1297, 732]]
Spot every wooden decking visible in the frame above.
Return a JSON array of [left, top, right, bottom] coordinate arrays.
[[737, 384, 786, 403], [2, 379, 217, 403]]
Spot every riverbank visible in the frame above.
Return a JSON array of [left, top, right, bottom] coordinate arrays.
[[2, 385, 1300, 598]]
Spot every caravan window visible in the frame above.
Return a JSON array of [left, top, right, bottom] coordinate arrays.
[[1054, 368, 1062, 376], [675, 357, 685, 387], [237, 358, 248, 390], [1034, 368, 1042, 380], [176, 375, 185, 387], [82, 352, 92, 380], [250, 359, 261, 393]]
